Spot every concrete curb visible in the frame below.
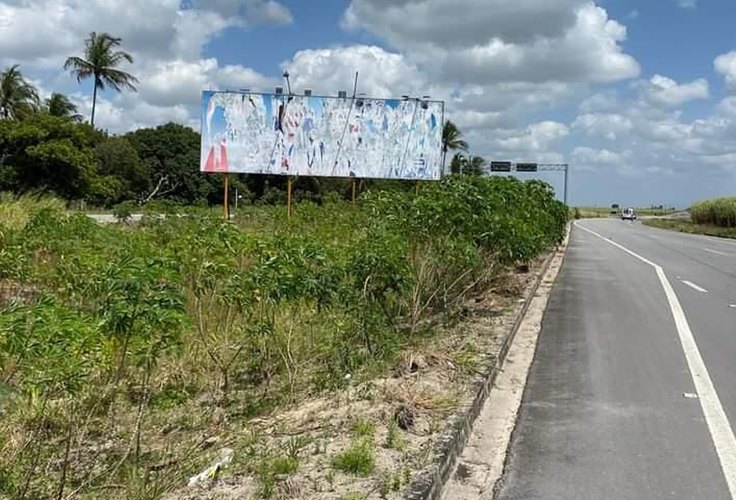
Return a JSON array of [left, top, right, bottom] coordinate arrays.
[[403, 227, 570, 500]]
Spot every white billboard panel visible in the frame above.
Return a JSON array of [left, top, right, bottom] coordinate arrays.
[[201, 91, 444, 180]]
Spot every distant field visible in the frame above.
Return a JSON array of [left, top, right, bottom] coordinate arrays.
[[574, 206, 678, 219], [643, 218, 736, 239]]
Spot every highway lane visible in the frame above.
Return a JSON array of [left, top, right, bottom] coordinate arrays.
[[495, 219, 736, 500]]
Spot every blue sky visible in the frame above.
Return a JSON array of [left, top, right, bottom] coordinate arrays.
[[2, 0, 736, 206]]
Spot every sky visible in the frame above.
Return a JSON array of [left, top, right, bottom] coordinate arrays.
[[2, 0, 736, 207]]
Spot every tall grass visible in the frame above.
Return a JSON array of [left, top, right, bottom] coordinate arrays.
[[690, 197, 736, 228], [0, 192, 66, 230]]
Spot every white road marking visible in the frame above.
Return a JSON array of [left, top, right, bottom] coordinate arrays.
[[705, 248, 730, 257], [576, 222, 736, 498], [682, 280, 709, 293]]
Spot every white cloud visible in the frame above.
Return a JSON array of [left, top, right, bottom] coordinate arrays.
[[572, 146, 629, 165], [139, 58, 275, 108], [283, 45, 428, 98], [0, 0, 290, 131], [573, 113, 634, 140], [641, 74, 709, 107], [71, 92, 193, 133], [579, 92, 619, 112], [717, 96, 736, 118], [715, 51, 736, 91], [677, 0, 697, 8], [343, 1, 639, 85], [0, 0, 293, 68], [493, 121, 569, 152], [343, 0, 585, 48], [423, 5, 639, 85]]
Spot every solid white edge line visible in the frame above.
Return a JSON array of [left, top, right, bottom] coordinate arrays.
[[575, 221, 736, 498], [682, 280, 709, 293], [704, 248, 730, 257]]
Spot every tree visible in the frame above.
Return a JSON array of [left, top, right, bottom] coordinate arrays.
[[45, 93, 82, 121], [64, 32, 138, 128], [0, 65, 39, 120], [449, 153, 485, 176], [464, 155, 486, 176], [125, 123, 219, 204], [94, 137, 151, 205], [442, 120, 468, 173], [0, 114, 101, 199]]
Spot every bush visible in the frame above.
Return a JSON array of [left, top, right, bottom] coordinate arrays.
[[113, 200, 136, 223], [331, 439, 375, 476]]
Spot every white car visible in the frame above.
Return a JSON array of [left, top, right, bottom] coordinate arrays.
[[621, 207, 637, 221]]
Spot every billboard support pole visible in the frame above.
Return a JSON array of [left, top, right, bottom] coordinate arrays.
[[415, 180, 419, 197], [223, 173, 229, 220], [352, 179, 357, 207], [287, 177, 293, 219]]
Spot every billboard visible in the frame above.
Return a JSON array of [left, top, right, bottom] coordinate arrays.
[[200, 91, 444, 180]]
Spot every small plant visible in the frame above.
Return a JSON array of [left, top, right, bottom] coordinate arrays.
[[331, 439, 375, 476], [344, 493, 368, 500], [271, 455, 299, 475], [113, 200, 136, 223], [257, 454, 299, 499], [385, 420, 406, 451], [379, 470, 405, 498], [352, 418, 375, 438]]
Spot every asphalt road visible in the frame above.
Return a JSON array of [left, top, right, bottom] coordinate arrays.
[[495, 219, 736, 500]]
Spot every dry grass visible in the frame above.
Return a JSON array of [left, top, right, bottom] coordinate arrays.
[[0, 192, 66, 230]]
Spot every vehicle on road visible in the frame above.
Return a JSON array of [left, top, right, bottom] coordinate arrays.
[[621, 207, 637, 221]]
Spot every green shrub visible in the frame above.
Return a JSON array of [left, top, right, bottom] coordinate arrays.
[[331, 439, 376, 476]]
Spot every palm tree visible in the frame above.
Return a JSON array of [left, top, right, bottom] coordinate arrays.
[[0, 65, 39, 120], [64, 32, 138, 127], [464, 155, 486, 176], [45, 93, 82, 121], [442, 120, 468, 173]]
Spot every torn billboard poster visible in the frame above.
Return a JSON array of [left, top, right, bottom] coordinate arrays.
[[200, 91, 444, 180]]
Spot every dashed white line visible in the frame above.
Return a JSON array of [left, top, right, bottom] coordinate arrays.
[[704, 248, 730, 257], [576, 222, 736, 499], [682, 280, 709, 293]]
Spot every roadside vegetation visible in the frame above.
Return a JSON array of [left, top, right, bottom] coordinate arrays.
[[1, 29, 570, 499], [690, 197, 736, 228], [644, 197, 736, 239], [0, 177, 566, 499]]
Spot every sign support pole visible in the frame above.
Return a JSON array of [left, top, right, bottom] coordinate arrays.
[[223, 173, 229, 220], [287, 177, 293, 219], [564, 164, 569, 206], [352, 179, 357, 207]]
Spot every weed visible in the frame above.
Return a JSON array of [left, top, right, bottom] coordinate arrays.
[[379, 469, 405, 498], [344, 493, 368, 500], [271, 455, 299, 475], [352, 418, 376, 438], [284, 435, 313, 459], [331, 439, 376, 476], [385, 420, 407, 451]]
